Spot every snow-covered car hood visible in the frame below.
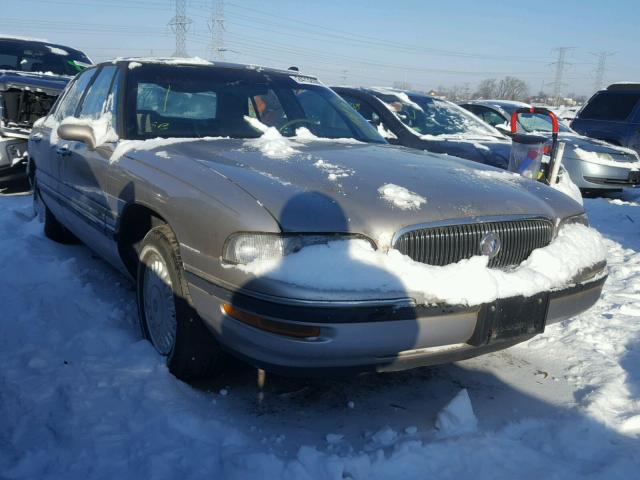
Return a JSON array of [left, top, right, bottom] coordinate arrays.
[[128, 138, 583, 246]]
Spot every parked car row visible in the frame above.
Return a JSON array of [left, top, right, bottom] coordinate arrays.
[[461, 99, 640, 192], [25, 58, 608, 381]]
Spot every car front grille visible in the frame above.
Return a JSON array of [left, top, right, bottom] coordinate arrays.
[[394, 218, 554, 269]]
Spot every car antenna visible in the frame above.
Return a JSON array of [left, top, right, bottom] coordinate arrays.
[[288, 66, 299, 72]]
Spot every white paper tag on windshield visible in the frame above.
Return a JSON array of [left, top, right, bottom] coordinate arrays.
[[289, 74, 322, 85]]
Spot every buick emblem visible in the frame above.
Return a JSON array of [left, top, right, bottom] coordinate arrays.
[[479, 232, 501, 259]]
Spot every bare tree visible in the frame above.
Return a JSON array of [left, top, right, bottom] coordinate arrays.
[[475, 78, 498, 99], [474, 77, 529, 100], [495, 76, 529, 100]]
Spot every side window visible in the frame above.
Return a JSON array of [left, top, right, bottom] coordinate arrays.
[[477, 108, 507, 127], [580, 92, 640, 121], [253, 90, 287, 128], [54, 68, 97, 120], [341, 94, 380, 124], [78, 66, 118, 119], [294, 89, 352, 136]]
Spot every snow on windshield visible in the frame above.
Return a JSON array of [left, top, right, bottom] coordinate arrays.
[[374, 90, 502, 139], [46, 45, 69, 56]]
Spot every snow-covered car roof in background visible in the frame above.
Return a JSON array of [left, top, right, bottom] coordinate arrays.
[[0, 34, 92, 62]]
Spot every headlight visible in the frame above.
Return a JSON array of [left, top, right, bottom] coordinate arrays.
[[222, 233, 375, 264], [557, 213, 589, 232]]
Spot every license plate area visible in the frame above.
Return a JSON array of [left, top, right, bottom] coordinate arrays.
[[467, 292, 549, 346]]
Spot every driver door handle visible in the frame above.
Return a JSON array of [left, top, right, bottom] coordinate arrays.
[[56, 145, 72, 157]]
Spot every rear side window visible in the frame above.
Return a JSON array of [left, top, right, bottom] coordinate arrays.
[[54, 68, 97, 120], [579, 92, 640, 121]]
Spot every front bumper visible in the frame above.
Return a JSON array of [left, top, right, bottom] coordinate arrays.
[[186, 265, 607, 375], [563, 155, 640, 190]]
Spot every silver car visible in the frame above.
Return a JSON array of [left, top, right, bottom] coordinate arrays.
[[28, 60, 606, 381], [461, 100, 640, 192]]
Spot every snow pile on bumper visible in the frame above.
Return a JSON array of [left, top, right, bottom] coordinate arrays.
[[238, 223, 607, 306]]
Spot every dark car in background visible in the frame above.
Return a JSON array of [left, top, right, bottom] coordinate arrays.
[[0, 35, 91, 184], [571, 83, 640, 155], [333, 87, 512, 169], [461, 99, 640, 192]]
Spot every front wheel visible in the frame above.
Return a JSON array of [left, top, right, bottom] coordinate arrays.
[[137, 224, 221, 381]]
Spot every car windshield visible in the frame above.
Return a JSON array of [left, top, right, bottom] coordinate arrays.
[[125, 64, 386, 143], [0, 39, 91, 76], [371, 90, 501, 137]]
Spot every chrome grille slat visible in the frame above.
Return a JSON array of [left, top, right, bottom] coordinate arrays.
[[395, 219, 553, 269]]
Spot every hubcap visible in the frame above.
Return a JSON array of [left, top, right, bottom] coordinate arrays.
[[143, 251, 177, 355]]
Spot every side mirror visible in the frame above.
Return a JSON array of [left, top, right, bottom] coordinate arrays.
[[57, 123, 97, 151], [495, 124, 513, 137]]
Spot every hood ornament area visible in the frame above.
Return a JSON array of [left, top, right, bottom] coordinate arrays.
[[479, 232, 502, 259]]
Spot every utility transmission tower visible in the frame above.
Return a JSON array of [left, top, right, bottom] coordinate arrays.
[[550, 47, 573, 107], [208, 0, 225, 60], [169, 0, 192, 57], [592, 51, 615, 92]]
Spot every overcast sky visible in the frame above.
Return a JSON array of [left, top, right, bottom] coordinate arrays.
[[2, 0, 638, 96]]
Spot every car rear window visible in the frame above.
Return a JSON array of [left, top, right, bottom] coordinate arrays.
[[0, 39, 91, 76], [579, 92, 640, 121]]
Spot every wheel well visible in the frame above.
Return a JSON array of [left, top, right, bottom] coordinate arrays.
[[117, 204, 166, 277]]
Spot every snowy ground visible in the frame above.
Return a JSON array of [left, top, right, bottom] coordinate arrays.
[[0, 186, 639, 479]]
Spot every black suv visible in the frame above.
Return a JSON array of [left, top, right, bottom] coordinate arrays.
[[571, 83, 640, 154]]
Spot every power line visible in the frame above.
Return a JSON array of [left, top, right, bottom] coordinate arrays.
[[592, 51, 616, 92], [169, 0, 191, 57]]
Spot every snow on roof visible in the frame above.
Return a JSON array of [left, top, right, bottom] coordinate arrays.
[[113, 56, 214, 66], [0, 34, 50, 43], [369, 87, 424, 111], [46, 45, 69, 56]]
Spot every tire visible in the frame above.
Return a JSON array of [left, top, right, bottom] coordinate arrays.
[[33, 178, 78, 243], [137, 224, 221, 381]]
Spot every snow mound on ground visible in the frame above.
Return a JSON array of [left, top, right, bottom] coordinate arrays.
[[377, 183, 426, 210], [371, 426, 398, 447], [436, 389, 478, 437], [236, 223, 606, 306], [0, 192, 639, 479]]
